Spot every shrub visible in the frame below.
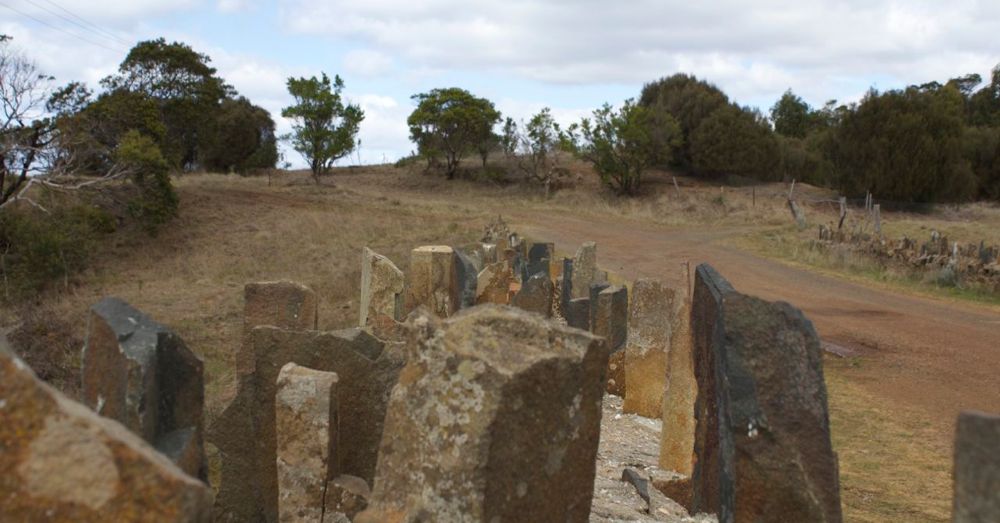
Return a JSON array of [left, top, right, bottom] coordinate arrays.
[[115, 130, 178, 233]]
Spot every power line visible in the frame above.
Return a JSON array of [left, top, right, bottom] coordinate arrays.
[[0, 1, 126, 54], [36, 0, 131, 47]]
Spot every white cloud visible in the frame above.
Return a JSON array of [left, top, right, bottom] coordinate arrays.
[[343, 49, 394, 78], [279, 0, 1000, 106]]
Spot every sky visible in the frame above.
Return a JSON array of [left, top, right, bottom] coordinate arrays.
[[2, 0, 999, 167]]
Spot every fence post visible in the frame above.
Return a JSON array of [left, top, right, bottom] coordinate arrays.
[[873, 204, 881, 237]]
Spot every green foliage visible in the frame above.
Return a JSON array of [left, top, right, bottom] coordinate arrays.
[[770, 90, 815, 138], [563, 99, 655, 196], [115, 130, 178, 232], [968, 66, 1000, 127], [281, 73, 364, 182], [639, 74, 729, 164], [407, 87, 501, 179], [102, 38, 231, 169], [964, 126, 1000, 199], [825, 86, 977, 202], [0, 203, 113, 300], [645, 104, 683, 166], [690, 105, 780, 180], [505, 108, 568, 191], [202, 97, 278, 173]]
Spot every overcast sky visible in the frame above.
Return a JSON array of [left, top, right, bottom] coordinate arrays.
[[2, 0, 998, 166]]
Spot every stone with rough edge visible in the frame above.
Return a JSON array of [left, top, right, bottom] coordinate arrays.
[[953, 410, 1000, 522], [561, 258, 574, 315], [623, 279, 680, 418], [356, 306, 608, 523], [566, 297, 590, 330], [659, 297, 696, 477], [238, 281, 318, 374], [405, 245, 460, 318], [511, 271, 554, 318], [359, 247, 404, 329], [571, 242, 598, 299], [212, 326, 403, 523], [275, 363, 338, 523], [476, 262, 514, 305], [322, 474, 370, 522], [691, 264, 841, 523], [1, 345, 213, 522], [82, 297, 206, 480], [454, 248, 479, 309], [526, 241, 554, 279], [591, 285, 628, 396]]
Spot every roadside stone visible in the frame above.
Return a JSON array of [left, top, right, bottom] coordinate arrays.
[[526, 241, 554, 278], [592, 285, 628, 396], [476, 262, 515, 305], [275, 363, 338, 523], [571, 241, 598, 299], [455, 248, 479, 309], [690, 264, 841, 522], [481, 243, 498, 264], [566, 297, 591, 330], [359, 247, 404, 330], [357, 306, 608, 523], [953, 410, 1000, 522], [623, 279, 679, 418], [650, 470, 693, 514], [81, 297, 206, 480], [561, 258, 574, 314], [511, 271, 554, 318], [239, 281, 318, 374], [659, 297, 696, 477], [405, 245, 460, 318], [1, 345, 213, 522], [322, 474, 370, 522], [213, 327, 403, 523]]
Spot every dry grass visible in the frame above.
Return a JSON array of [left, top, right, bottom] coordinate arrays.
[[825, 358, 953, 522]]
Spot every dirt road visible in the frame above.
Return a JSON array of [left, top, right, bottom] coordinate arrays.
[[511, 209, 1000, 430]]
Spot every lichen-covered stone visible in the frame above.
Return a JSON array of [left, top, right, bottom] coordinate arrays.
[[623, 279, 680, 418], [276, 363, 338, 523], [565, 297, 590, 330], [953, 410, 1000, 522], [591, 285, 628, 396], [238, 281, 318, 374], [357, 306, 608, 523], [659, 297, 696, 477], [455, 249, 479, 309], [571, 242, 598, 299], [81, 297, 206, 480], [359, 247, 404, 329], [322, 474, 370, 522], [526, 241, 554, 279], [476, 262, 514, 305], [405, 245, 460, 318], [691, 264, 841, 523], [1, 346, 212, 522], [511, 272, 554, 318], [213, 327, 403, 523]]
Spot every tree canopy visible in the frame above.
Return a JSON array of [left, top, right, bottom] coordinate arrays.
[[281, 73, 364, 183], [563, 99, 657, 196], [407, 87, 500, 179]]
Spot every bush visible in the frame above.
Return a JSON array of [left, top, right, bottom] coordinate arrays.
[[690, 105, 779, 180], [115, 130, 178, 233]]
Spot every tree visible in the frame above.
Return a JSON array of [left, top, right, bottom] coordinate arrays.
[[690, 105, 780, 180], [407, 87, 501, 179], [504, 108, 568, 195], [281, 73, 364, 183], [770, 90, 813, 138], [825, 85, 976, 202], [115, 130, 178, 232], [1, 36, 54, 208], [639, 74, 729, 165], [102, 38, 230, 169], [202, 97, 278, 173], [562, 99, 655, 196]]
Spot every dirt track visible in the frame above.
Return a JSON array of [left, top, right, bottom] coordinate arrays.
[[511, 209, 1000, 431]]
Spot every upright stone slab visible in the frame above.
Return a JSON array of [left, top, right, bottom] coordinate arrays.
[[480, 243, 498, 264], [591, 285, 628, 396], [239, 281, 318, 373], [561, 258, 574, 315], [276, 363, 339, 523], [623, 279, 679, 418], [565, 297, 591, 330], [659, 297, 696, 477], [454, 249, 479, 309], [81, 297, 206, 480], [213, 327, 403, 523], [511, 272, 554, 318], [359, 247, 404, 329], [1, 346, 213, 522], [405, 245, 460, 318], [357, 306, 608, 523], [526, 241, 554, 279], [690, 264, 841, 523], [953, 410, 1000, 522], [571, 242, 598, 299], [476, 262, 514, 305]]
